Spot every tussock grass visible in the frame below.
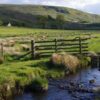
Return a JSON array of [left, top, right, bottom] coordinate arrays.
[[50, 53, 90, 74], [0, 58, 64, 90]]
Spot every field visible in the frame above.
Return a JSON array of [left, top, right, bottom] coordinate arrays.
[[0, 27, 100, 98], [0, 26, 100, 52]]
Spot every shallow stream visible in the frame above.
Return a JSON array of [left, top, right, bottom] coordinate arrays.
[[15, 68, 100, 100]]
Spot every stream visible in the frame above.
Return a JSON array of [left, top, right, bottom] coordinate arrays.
[[15, 67, 100, 100]]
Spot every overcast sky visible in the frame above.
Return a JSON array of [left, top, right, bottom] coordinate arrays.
[[0, 0, 100, 14]]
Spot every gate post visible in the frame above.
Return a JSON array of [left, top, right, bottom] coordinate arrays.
[[0, 43, 4, 58], [31, 40, 35, 59], [79, 37, 82, 54], [55, 38, 57, 53]]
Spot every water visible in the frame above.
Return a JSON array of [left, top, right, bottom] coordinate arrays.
[[15, 68, 100, 100]]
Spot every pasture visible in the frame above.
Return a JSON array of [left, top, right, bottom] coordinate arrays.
[[0, 26, 100, 100], [0, 27, 100, 56]]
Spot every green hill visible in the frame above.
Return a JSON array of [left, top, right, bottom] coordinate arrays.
[[0, 5, 100, 29]]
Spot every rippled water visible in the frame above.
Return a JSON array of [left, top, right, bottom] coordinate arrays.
[[15, 68, 100, 100]]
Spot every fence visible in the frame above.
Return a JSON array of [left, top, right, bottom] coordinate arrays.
[[0, 37, 89, 60], [0, 43, 4, 58], [31, 37, 89, 59]]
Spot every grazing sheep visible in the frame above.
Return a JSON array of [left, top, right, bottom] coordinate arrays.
[[8, 40, 15, 47], [21, 44, 30, 51], [2, 42, 8, 47]]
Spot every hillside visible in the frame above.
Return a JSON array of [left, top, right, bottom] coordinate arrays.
[[0, 5, 100, 29]]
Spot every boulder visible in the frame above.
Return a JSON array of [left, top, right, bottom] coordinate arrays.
[[89, 79, 95, 84], [92, 87, 100, 93]]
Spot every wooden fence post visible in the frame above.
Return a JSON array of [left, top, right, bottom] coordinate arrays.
[[31, 40, 35, 59], [0, 43, 4, 58], [79, 37, 82, 54], [55, 39, 57, 53]]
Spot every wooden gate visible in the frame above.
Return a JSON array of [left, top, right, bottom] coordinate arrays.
[[31, 37, 89, 59]]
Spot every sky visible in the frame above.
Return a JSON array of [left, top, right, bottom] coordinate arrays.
[[0, 0, 100, 14]]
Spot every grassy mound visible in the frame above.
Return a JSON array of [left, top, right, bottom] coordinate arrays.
[[50, 53, 91, 74], [0, 58, 65, 99]]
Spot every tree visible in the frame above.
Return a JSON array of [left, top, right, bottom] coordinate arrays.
[[0, 20, 3, 26], [56, 14, 65, 29], [56, 14, 65, 22], [37, 16, 48, 28]]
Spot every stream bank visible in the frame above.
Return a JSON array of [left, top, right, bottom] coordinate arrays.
[[15, 68, 100, 100]]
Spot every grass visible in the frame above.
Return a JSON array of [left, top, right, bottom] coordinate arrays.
[[0, 26, 99, 98], [89, 38, 100, 52], [0, 26, 100, 53], [0, 26, 100, 37], [31, 77, 48, 91], [0, 58, 64, 87], [0, 58, 65, 99], [0, 53, 90, 97]]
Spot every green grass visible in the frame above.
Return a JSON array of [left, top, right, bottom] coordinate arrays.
[[0, 58, 64, 87], [0, 26, 100, 37], [0, 26, 100, 53], [0, 26, 99, 93], [89, 38, 100, 52], [31, 77, 48, 91]]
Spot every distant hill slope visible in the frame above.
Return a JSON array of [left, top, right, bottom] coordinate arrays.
[[0, 5, 100, 29]]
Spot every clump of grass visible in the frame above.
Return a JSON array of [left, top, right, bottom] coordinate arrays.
[[50, 53, 80, 73], [77, 55, 91, 67], [31, 77, 48, 92], [47, 70, 64, 78]]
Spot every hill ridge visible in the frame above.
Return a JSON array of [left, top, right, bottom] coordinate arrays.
[[0, 5, 100, 29]]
